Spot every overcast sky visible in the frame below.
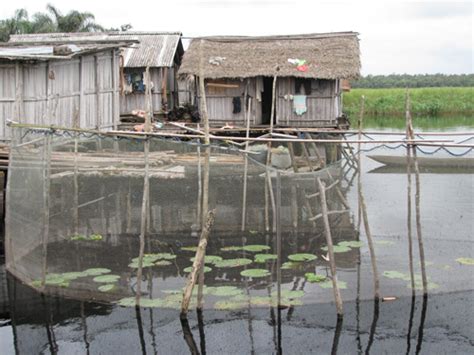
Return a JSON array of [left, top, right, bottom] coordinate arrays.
[[1, 1, 472, 75]]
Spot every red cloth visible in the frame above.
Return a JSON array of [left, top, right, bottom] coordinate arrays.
[[296, 64, 308, 72]]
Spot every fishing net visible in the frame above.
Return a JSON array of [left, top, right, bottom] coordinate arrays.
[[5, 127, 352, 306]]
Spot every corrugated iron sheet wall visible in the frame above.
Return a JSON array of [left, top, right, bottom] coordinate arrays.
[[0, 50, 119, 140]]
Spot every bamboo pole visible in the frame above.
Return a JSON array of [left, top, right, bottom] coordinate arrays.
[[406, 90, 428, 294], [317, 177, 343, 317], [40, 134, 52, 287], [199, 40, 210, 144], [276, 172, 282, 308], [181, 210, 215, 316], [405, 89, 416, 292], [241, 94, 252, 231], [357, 96, 381, 300]]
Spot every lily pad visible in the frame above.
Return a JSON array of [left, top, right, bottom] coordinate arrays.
[[181, 246, 198, 252], [383, 270, 407, 280], [221, 246, 242, 252], [207, 286, 243, 297], [117, 297, 167, 308], [240, 269, 271, 278], [214, 258, 253, 268], [242, 245, 271, 252], [249, 230, 259, 235], [408, 281, 440, 290], [305, 273, 327, 283], [338, 240, 364, 248], [98, 284, 115, 292], [183, 266, 212, 273], [83, 268, 111, 276], [190, 255, 223, 264], [254, 254, 278, 263], [215, 300, 247, 310], [152, 253, 177, 260], [319, 280, 347, 289], [128, 259, 155, 268], [61, 271, 87, 281], [93, 274, 120, 283], [288, 253, 317, 262], [281, 261, 300, 270], [70, 234, 102, 241], [155, 260, 172, 266], [43, 274, 68, 286], [321, 245, 351, 253], [456, 257, 474, 265]]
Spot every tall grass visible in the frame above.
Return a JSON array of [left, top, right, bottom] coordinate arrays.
[[343, 87, 474, 117]]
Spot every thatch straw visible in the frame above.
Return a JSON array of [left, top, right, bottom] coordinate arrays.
[[179, 32, 360, 80]]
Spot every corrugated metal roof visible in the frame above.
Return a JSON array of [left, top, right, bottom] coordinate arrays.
[[9, 32, 183, 68], [0, 43, 122, 61]]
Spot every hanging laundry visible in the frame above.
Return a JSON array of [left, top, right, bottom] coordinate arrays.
[[293, 95, 307, 115], [256, 77, 263, 102], [296, 64, 309, 72], [232, 97, 242, 114]]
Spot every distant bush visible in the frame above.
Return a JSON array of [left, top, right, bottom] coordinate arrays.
[[351, 74, 474, 89]]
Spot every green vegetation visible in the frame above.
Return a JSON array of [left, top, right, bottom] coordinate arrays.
[[351, 74, 474, 89], [343, 87, 474, 117], [0, 5, 131, 42]]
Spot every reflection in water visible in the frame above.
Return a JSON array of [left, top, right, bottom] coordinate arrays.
[[180, 316, 199, 355], [365, 299, 380, 355], [415, 295, 428, 355], [331, 317, 343, 355]]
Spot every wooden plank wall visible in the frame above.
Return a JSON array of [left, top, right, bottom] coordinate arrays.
[[0, 49, 120, 140], [276, 78, 340, 127], [119, 66, 178, 115]]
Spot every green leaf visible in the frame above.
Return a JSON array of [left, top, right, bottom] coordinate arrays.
[[254, 254, 278, 263], [183, 266, 212, 273], [456, 257, 474, 265], [214, 258, 253, 268], [319, 280, 347, 289], [155, 260, 172, 266], [89, 234, 103, 241], [152, 253, 177, 260], [288, 253, 317, 262], [338, 240, 364, 248], [93, 274, 120, 283], [249, 230, 259, 235], [321, 245, 351, 253], [61, 271, 88, 280], [383, 271, 407, 279], [206, 286, 243, 297], [98, 284, 115, 292], [221, 246, 243, 252], [242, 245, 271, 252], [83, 268, 111, 276], [407, 281, 440, 290], [374, 240, 395, 246], [240, 269, 271, 278], [215, 300, 247, 310], [281, 261, 299, 270], [128, 259, 155, 268], [181, 246, 198, 252], [305, 273, 327, 283], [70, 234, 87, 241], [190, 255, 223, 264]]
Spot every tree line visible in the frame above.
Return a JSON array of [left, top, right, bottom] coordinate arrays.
[[351, 74, 474, 88], [0, 4, 131, 42]]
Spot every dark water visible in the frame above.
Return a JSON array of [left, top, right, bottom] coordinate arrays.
[[1, 123, 473, 354]]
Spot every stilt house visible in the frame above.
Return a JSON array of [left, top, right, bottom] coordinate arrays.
[[0, 41, 129, 140], [9, 32, 184, 118], [178, 32, 360, 127]]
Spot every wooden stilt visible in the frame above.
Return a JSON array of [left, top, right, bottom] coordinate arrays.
[[317, 177, 343, 316], [181, 210, 215, 316], [241, 94, 252, 231], [40, 134, 52, 287]]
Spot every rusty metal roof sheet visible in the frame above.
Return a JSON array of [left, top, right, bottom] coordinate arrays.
[[9, 32, 183, 68]]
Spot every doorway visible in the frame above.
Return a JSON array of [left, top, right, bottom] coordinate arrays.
[[261, 77, 274, 125]]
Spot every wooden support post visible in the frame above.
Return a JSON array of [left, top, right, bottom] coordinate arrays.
[[162, 67, 168, 114], [112, 49, 119, 130], [270, 75, 277, 131], [357, 96, 380, 300], [196, 124, 202, 229], [199, 40, 210, 145], [14, 62, 24, 123], [316, 177, 343, 317], [276, 172, 282, 307], [135, 138, 150, 306], [290, 185, 298, 229], [241, 94, 252, 231], [181, 210, 215, 316], [41, 134, 52, 287], [94, 55, 101, 130], [406, 90, 428, 294]]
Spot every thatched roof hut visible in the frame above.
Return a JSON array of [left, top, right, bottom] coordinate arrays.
[[179, 32, 360, 80]]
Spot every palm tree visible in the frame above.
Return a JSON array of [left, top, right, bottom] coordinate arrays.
[[0, 9, 31, 41], [46, 4, 104, 32]]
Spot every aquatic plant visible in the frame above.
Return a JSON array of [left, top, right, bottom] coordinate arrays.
[[242, 245, 271, 252], [214, 300, 247, 310], [319, 280, 347, 289], [190, 255, 223, 264], [272, 290, 305, 299], [70, 234, 103, 241], [321, 245, 351, 253], [338, 241, 364, 248], [383, 270, 407, 279], [254, 254, 278, 263], [221, 246, 242, 252], [61, 271, 88, 280], [456, 257, 474, 265], [181, 246, 198, 252], [374, 240, 395, 246], [213, 258, 253, 268], [83, 268, 111, 276], [305, 273, 327, 283], [183, 266, 212, 273], [155, 260, 172, 266], [98, 284, 115, 292], [206, 286, 243, 297], [240, 269, 271, 278], [288, 253, 317, 262], [92, 274, 120, 283], [281, 261, 300, 270]]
